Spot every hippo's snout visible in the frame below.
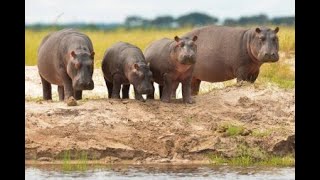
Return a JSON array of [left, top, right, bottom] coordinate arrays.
[[180, 54, 196, 65], [135, 84, 154, 95], [74, 79, 94, 90], [263, 52, 279, 62], [138, 87, 153, 95]]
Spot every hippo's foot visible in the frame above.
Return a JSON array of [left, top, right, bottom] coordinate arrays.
[[66, 96, 77, 106], [111, 95, 121, 99], [161, 98, 171, 103], [236, 80, 251, 87], [183, 98, 194, 104]]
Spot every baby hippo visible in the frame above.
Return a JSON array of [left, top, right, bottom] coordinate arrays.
[[102, 42, 154, 101], [145, 35, 198, 103]]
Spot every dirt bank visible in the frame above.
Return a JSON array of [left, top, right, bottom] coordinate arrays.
[[25, 66, 295, 165]]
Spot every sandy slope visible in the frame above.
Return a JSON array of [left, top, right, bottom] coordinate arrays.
[[25, 66, 294, 164]]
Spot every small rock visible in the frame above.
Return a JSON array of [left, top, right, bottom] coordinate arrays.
[[37, 157, 53, 162], [66, 97, 77, 106], [158, 158, 171, 163], [240, 129, 252, 136]]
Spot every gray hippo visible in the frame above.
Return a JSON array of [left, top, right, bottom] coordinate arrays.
[[144, 35, 198, 103], [37, 28, 95, 106], [181, 25, 280, 95], [102, 42, 153, 101]]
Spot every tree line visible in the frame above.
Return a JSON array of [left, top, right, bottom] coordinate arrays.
[[26, 12, 294, 30]]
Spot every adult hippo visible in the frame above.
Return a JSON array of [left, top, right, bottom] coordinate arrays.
[[181, 25, 280, 95], [37, 28, 95, 106]]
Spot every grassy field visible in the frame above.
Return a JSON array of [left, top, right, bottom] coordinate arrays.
[[25, 25, 295, 88]]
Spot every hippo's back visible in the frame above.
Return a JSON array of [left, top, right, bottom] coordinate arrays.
[[144, 38, 173, 63], [182, 25, 249, 82]]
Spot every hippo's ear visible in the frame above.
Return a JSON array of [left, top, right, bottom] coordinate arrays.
[[174, 36, 180, 42], [274, 27, 279, 33], [134, 63, 140, 70], [255, 28, 261, 33], [192, 35, 198, 42], [71, 51, 76, 58], [90, 51, 95, 59]]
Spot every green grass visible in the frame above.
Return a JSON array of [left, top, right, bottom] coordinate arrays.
[[208, 154, 294, 166], [207, 144, 294, 166], [252, 129, 272, 138], [62, 150, 88, 172], [257, 60, 295, 89], [217, 124, 245, 136], [226, 125, 245, 136]]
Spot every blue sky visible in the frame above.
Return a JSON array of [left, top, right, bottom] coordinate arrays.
[[25, 0, 295, 24]]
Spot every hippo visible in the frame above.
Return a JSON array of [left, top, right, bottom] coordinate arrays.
[[144, 35, 198, 103], [37, 28, 95, 106], [102, 42, 154, 101], [180, 25, 280, 95]]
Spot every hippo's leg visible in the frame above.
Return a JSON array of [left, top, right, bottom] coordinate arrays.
[[182, 77, 194, 104], [104, 78, 113, 98], [61, 75, 74, 99], [134, 87, 145, 102], [58, 86, 64, 101], [171, 82, 179, 99], [161, 74, 173, 103], [191, 78, 201, 96], [74, 90, 82, 100], [236, 66, 249, 83], [146, 82, 155, 99], [60, 70, 77, 106], [111, 74, 121, 99], [248, 70, 260, 83], [40, 75, 52, 100], [122, 84, 130, 99], [159, 85, 163, 98]]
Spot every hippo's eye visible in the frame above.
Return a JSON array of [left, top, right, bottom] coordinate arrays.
[[272, 37, 277, 42], [259, 37, 266, 41], [180, 42, 185, 47]]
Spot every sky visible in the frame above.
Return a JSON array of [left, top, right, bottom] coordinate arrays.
[[25, 0, 295, 24]]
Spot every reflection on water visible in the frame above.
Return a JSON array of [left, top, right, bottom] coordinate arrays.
[[25, 165, 295, 180]]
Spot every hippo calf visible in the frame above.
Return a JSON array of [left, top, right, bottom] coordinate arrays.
[[37, 28, 95, 106], [145, 35, 198, 103], [181, 25, 280, 95], [102, 42, 153, 101]]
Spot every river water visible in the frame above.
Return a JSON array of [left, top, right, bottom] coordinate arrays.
[[25, 165, 295, 179]]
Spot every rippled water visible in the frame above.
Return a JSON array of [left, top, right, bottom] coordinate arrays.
[[25, 165, 295, 180]]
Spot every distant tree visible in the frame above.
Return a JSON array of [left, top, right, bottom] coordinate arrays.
[[238, 14, 269, 25], [271, 16, 295, 25], [177, 12, 218, 26], [124, 16, 146, 27], [223, 18, 238, 26], [150, 16, 174, 27]]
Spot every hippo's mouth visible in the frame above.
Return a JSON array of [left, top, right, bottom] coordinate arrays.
[[73, 80, 94, 90], [262, 57, 279, 63]]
